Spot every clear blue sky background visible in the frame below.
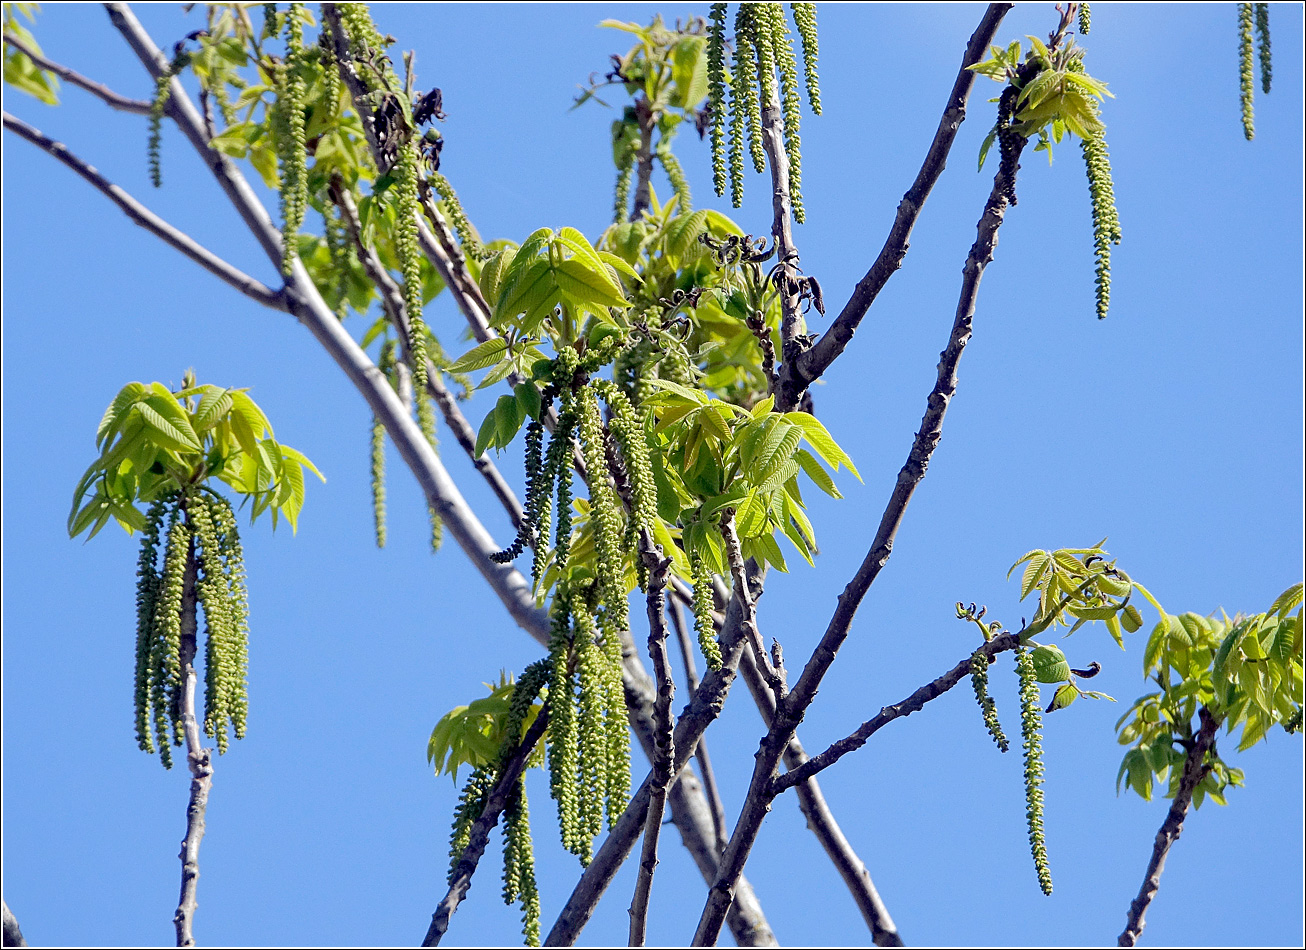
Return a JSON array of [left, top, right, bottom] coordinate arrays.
[[3, 4, 1302, 947]]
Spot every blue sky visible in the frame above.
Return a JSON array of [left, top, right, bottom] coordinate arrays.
[[3, 3, 1302, 947]]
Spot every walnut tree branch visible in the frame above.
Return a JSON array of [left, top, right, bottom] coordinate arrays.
[[422, 705, 551, 947], [775, 2, 1012, 411], [2, 31, 152, 113], [1, 901, 27, 948], [668, 596, 729, 850], [2, 111, 282, 309], [692, 120, 1031, 948], [1117, 707, 1222, 947]]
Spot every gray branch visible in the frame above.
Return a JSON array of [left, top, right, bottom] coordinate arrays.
[[2, 30, 152, 113], [3, 900, 28, 947], [668, 597, 728, 850], [2, 111, 282, 309]]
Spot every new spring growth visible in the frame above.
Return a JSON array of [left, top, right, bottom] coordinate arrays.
[[1016, 645, 1053, 896]]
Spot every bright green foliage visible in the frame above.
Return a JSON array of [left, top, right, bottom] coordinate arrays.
[[1015, 646, 1053, 896], [74, 377, 318, 768], [1255, 3, 1272, 94], [969, 648, 1009, 752], [2, 4, 59, 105], [1115, 584, 1302, 805], [1239, 4, 1255, 140], [427, 670, 546, 784]]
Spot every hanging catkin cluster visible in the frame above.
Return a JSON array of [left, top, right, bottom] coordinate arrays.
[[1064, 59, 1122, 321], [707, 2, 820, 221], [1077, 3, 1091, 35], [1015, 645, 1053, 896], [146, 46, 192, 189], [1239, 4, 1256, 140], [970, 648, 1009, 752], [133, 491, 250, 768]]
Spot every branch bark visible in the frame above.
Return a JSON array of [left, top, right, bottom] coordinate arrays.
[[628, 542, 674, 947], [775, 2, 1012, 411], [173, 531, 212, 948], [2, 31, 152, 113], [422, 705, 552, 947], [1117, 707, 1221, 947], [691, 122, 1031, 948], [2, 900, 28, 948], [668, 597, 728, 851], [2, 111, 282, 309]]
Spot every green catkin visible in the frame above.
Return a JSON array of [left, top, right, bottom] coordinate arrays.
[[1078, 2, 1091, 35], [659, 148, 692, 212], [592, 381, 656, 568], [1254, 3, 1271, 94], [574, 605, 607, 858], [278, 6, 308, 275], [212, 496, 249, 740], [552, 405, 576, 573], [372, 341, 394, 548], [189, 499, 231, 753], [707, 4, 729, 197], [790, 3, 821, 114], [729, 6, 759, 203], [323, 203, 351, 318], [613, 148, 634, 223], [499, 660, 550, 762], [502, 778, 542, 946], [749, 4, 778, 174], [769, 3, 805, 223], [546, 589, 583, 856], [1239, 3, 1255, 141], [690, 550, 723, 671], [134, 495, 173, 753], [1015, 646, 1053, 896], [1081, 127, 1120, 320], [430, 171, 488, 261], [147, 63, 179, 189], [151, 512, 191, 768], [578, 388, 629, 636], [448, 765, 494, 880], [600, 619, 631, 828], [969, 649, 1009, 752], [318, 31, 342, 118], [261, 3, 279, 40]]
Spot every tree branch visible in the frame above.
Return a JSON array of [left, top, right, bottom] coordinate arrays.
[[1117, 707, 1221, 947], [173, 531, 212, 948], [2, 111, 282, 309], [668, 597, 728, 851], [2, 900, 29, 948], [629, 97, 657, 220], [692, 121, 1031, 948], [628, 542, 674, 947], [775, 633, 1020, 792], [422, 705, 551, 947], [775, 2, 1012, 411], [2, 30, 152, 113], [735, 647, 903, 946], [757, 89, 805, 381]]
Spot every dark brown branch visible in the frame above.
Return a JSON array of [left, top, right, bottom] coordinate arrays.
[[775, 2, 1012, 411], [2, 31, 152, 113], [775, 633, 1020, 792], [1118, 707, 1221, 947], [3, 111, 282, 309], [628, 541, 674, 947], [736, 647, 903, 946], [630, 97, 657, 219], [668, 597, 728, 850], [692, 119, 1031, 948], [757, 89, 805, 377], [422, 705, 552, 947], [3, 900, 29, 947], [173, 533, 212, 948]]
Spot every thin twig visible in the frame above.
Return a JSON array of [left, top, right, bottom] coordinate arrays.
[[3, 900, 29, 947], [173, 532, 212, 948], [775, 2, 1013, 411], [668, 597, 728, 850], [1118, 707, 1221, 947], [775, 633, 1020, 792], [422, 705, 551, 947], [721, 513, 783, 696], [628, 539, 674, 947], [2, 30, 152, 113], [3, 111, 282, 309], [692, 113, 1032, 949]]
